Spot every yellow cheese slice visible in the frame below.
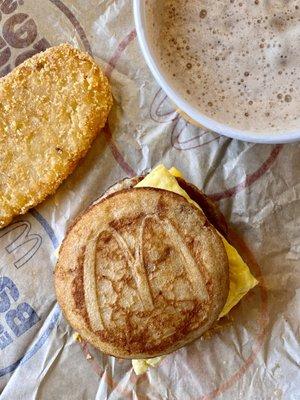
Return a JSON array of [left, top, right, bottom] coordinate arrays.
[[132, 357, 164, 375], [132, 165, 258, 374]]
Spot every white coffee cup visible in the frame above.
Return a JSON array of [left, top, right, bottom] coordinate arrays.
[[133, 0, 300, 144]]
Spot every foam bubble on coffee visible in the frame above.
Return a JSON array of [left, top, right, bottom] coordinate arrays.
[[145, 0, 300, 134]]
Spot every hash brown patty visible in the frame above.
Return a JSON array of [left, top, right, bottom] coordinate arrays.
[[0, 43, 112, 228]]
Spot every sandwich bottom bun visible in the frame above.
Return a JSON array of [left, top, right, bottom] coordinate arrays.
[[55, 178, 229, 358]]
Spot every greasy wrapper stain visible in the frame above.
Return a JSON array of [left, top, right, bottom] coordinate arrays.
[[132, 165, 258, 374]]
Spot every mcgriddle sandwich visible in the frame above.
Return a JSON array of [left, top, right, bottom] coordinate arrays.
[[55, 165, 258, 373]]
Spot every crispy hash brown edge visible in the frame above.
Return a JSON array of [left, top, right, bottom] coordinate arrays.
[[0, 43, 113, 228]]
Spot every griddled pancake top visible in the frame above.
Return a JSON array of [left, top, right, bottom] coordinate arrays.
[[55, 187, 229, 358]]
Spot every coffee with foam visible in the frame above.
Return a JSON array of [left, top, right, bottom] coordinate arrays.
[[146, 1, 300, 134]]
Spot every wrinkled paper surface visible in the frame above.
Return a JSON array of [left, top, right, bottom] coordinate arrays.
[[0, 1, 299, 399]]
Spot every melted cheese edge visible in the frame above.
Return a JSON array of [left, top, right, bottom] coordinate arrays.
[[132, 165, 258, 374]]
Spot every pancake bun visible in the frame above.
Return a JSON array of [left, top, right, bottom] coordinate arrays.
[[55, 184, 229, 358]]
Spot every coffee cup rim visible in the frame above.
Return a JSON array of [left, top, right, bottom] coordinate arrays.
[[133, 0, 300, 144]]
